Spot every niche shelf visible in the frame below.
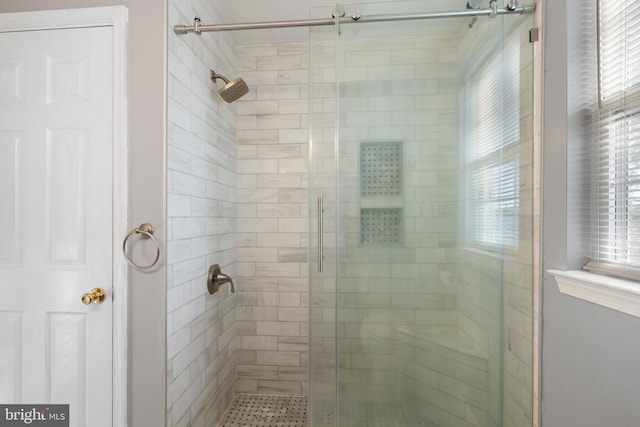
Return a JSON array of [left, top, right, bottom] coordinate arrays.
[[359, 141, 403, 246]]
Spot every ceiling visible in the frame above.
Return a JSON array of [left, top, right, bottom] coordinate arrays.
[[206, 0, 469, 45]]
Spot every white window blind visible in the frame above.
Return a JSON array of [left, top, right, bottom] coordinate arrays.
[[587, 0, 640, 277], [466, 38, 520, 249]]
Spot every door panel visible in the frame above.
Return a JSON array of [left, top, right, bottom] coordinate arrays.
[[0, 131, 21, 264], [0, 26, 113, 427]]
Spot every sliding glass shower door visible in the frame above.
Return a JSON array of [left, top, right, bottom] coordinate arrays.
[[309, 2, 535, 426], [309, 11, 339, 426]]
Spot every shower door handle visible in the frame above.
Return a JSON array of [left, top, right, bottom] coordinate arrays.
[[318, 196, 324, 273]]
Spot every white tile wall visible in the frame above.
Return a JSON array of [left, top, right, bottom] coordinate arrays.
[[235, 41, 310, 396], [166, 1, 238, 426]]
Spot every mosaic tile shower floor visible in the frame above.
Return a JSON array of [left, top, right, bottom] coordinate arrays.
[[218, 395, 436, 427], [315, 400, 437, 427], [218, 395, 308, 427]]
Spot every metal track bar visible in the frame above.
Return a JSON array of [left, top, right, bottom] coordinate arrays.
[[174, 5, 535, 34]]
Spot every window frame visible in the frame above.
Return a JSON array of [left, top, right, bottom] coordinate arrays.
[[586, 0, 640, 278]]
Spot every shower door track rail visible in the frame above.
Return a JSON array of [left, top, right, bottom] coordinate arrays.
[[173, 5, 535, 34]]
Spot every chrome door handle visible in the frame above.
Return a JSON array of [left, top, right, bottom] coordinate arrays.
[[318, 196, 324, 273]]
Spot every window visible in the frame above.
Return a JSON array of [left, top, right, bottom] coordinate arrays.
[[470, 162, 519, 248], [586, 0, 640, 278], [465, 38, 520, 250]]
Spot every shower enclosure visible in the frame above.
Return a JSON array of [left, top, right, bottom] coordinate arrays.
[[308, 2, 535, 426]]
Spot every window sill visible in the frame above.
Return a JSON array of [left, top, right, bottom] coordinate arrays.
[[548, 270, 640, 318]]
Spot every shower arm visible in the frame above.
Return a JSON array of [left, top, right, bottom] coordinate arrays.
[[211, 71, 231, 84]]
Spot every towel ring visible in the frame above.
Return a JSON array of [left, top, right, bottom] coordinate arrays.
[[122, 223, 161, 270]]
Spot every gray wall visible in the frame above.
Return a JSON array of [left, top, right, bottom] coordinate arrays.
[[542, 286, 640, 426], [0, 2, 167, 426], [542, 0, 640, 425]]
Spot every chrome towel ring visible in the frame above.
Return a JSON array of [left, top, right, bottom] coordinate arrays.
[[122, 223, 161, 270]]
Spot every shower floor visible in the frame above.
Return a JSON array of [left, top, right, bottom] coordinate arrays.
[[218, 394, 308, 427], [218, 394, 436, 427], [315, 400, 437, 427]]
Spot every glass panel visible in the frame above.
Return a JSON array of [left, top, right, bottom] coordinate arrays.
[[309, 12, 338, 427], [309, 2, 535, 426], [498, 12, 535, 427], [336, 5, 476, 425]]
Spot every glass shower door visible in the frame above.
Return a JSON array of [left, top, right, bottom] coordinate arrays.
[[309, 2, 535, 426], [309, 14, 339, 427], [334, 7, 473, 425]]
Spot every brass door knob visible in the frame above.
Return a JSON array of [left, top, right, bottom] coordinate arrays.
[[82, 288, 106, 305]]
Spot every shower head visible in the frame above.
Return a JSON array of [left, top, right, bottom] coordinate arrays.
[[210, 69, 249, 103]]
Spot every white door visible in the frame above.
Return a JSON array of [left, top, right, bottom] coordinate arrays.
[[0, 25, 114, 427]]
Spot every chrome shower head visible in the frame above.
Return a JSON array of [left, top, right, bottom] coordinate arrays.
[[210, 69, 249, 103]]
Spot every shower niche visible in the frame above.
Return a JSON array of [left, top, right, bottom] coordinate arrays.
[[359, 141, 403, 246]]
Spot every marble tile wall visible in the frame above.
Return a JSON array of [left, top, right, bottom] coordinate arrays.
[[235, 42, 310, 396], [166, 1, 239, 425]]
